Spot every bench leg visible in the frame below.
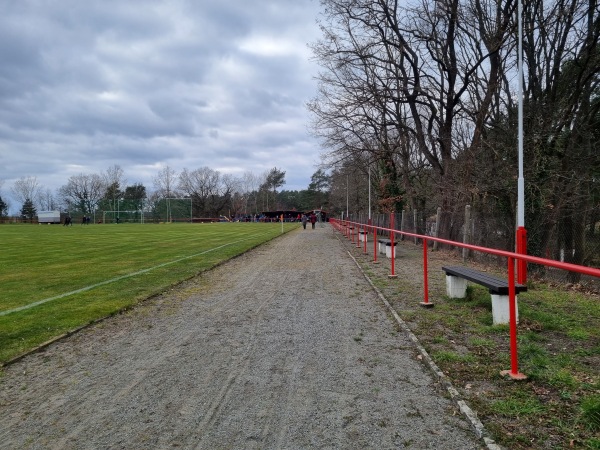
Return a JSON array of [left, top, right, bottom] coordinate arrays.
[[491, 294, 519, 325], [385, 245, 396, 259], [445, 275, 467, 298]]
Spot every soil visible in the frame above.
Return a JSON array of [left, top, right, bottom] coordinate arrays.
[[0, 225, 485, 449]]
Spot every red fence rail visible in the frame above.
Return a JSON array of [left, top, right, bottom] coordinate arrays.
[[331, 216, 600, 380]]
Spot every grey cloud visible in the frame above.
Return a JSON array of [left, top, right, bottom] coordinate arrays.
[[0, 0, 323, 211]]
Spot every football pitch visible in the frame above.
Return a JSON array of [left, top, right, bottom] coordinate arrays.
[[0, 222, 298, 364]]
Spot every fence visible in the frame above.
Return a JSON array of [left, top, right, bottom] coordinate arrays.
[[331, 216, 600, 379], [347, 204, 600, 292]]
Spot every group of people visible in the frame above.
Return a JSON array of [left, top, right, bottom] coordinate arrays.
[[63, 216, 92, 226], [301, 213, 318, 230]]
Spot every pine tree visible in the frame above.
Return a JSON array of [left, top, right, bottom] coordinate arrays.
[[0, 196, 7, 217], [21, 198, 37, 220]]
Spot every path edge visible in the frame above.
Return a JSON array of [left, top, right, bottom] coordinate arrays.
[[337, 232, 503, 450]]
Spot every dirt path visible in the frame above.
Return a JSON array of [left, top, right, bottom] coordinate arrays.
[[0, 225, 483, 449]]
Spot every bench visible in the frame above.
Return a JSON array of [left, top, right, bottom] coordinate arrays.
[[377, 238, 398, 258], [442, 266, 527, 325]]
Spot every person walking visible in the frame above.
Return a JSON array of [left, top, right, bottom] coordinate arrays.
[[301, 214, 308, 229], [310, 213, 317, 230]]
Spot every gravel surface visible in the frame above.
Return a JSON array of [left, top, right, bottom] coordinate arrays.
[[0, 225, 484, 449]]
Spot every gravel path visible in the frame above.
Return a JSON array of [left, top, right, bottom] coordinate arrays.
[[0, 225, 483, 449]]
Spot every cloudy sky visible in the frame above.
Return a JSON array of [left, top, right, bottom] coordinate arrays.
[[0, 0, 325, 211]]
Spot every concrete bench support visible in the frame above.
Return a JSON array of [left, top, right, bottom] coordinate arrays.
[[378, 239, 397, 257], [442, 266, 527, 326], [491, 294, 519, 325], [445, 275, 468, 298], [385, 242, 397, 259]]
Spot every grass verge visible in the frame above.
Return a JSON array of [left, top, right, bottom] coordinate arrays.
[[346, 237, 599, 449]]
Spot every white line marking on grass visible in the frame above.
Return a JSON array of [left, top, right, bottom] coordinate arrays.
[[0, 234, 268, 317]]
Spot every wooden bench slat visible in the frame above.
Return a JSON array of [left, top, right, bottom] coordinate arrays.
[[442, 266, 527, 295]]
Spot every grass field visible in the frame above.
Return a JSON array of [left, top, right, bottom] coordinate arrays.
[[0, 222, 298, 364]]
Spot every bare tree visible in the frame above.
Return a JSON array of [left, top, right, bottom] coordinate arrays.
[[208, 174, 237, 217], [103, 164, 127, 189], [178, 167, 221, 215], [240, 171, 261, 214], [37, 188, 58, 211], [12, 176, 41, 210], [310, 0, 516, 238], [230, 179, 247, 219], [58, 173, 105, 215], [328, 164, 370, 218], [152, 165, 179, 198], [153, 165, 180, 222]]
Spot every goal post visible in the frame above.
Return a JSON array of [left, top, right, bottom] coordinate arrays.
[[151, 198, 193, 223], [98, 197, 193, 224], [102, 210, 144, 224]]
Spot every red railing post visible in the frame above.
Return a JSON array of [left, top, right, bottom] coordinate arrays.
[[501, 256, 527, 380], [372, 222, 379, 263], [420, 238, 433, 307], [517, 226, 528, 284], [363, 222, 368, 254]]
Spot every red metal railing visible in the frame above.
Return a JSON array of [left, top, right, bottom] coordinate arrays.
[[330, 216, 600, 380]]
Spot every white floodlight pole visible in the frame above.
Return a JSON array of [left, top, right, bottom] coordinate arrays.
[[346, 174, 349, 219], [501, 0, 529, 380], [368, 163, 371, 222], [516, 0, 527, 283], [517, 0, 524, 229]]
